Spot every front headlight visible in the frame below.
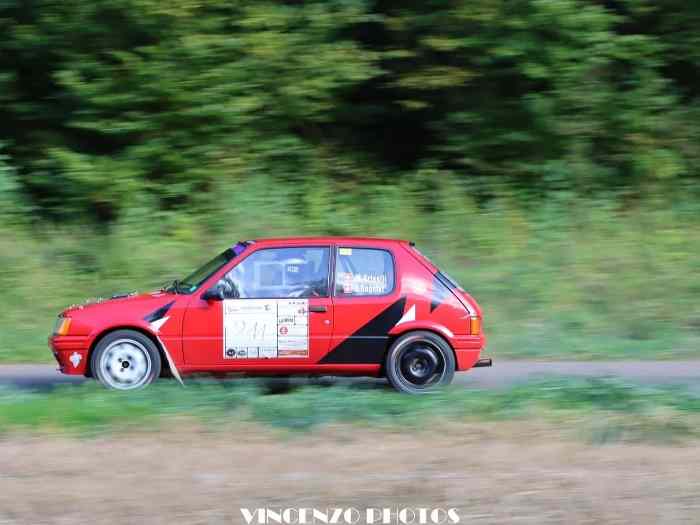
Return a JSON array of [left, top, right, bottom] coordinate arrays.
[[53, 316, 72, 336]]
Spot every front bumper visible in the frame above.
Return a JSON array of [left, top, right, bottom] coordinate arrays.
[[49, 335, 90, 375]]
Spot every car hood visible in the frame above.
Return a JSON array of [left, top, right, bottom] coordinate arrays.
[[62, 291, 175, 316]]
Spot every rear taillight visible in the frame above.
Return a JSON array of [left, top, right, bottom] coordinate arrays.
[[469, 317, 481, 335]]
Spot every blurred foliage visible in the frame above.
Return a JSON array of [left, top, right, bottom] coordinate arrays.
[[0, 0, 699, 361], [1, 378, 700, 444], [1, 178, 699, 363], [2, 0, 700, 220], [1, 0, 381, 221]]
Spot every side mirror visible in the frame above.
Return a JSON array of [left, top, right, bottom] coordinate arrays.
[[201, 287, 223, 302]]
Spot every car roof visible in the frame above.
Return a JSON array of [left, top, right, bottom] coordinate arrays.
[[249, 236, 409, 246]]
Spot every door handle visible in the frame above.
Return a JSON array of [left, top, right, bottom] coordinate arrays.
[[309, 305, 327, 313]]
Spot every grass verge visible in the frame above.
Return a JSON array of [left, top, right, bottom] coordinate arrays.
[[3, 184, 700, 363], [1, 378, 699, 444]]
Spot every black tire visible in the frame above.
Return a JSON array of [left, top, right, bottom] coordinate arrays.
[[91, 330, 161, 390], [385, 331, 455, 394]]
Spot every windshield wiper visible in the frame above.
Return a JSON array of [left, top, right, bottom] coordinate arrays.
[[161, 279, 182, 294]]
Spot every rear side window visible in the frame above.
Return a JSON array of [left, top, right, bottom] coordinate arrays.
[[410, 245, 464, 291], [437, 271, 464, 292], [334, 247, 395, 296]]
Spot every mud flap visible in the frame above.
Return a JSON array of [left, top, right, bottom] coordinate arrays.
[[156, 335, 184, 386]]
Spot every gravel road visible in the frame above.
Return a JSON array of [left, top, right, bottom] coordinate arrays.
[[1, 361, 699, 391]]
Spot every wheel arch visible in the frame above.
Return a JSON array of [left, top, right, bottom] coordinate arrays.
[[382, 327, 457, 376], [86, 325, 171, 378], [390, 322, 456, 343]]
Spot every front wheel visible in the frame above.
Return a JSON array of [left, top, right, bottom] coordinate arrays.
[[91, 330, 161, 390], [385, 331, 455, 394]]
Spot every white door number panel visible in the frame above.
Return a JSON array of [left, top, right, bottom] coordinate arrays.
[[223, 299, 309, 359]]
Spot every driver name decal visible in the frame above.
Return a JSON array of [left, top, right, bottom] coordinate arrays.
[[223, 299, 309, 359]]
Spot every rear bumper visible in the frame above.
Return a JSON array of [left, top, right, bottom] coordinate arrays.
[[452, 334, 487, 371], [49, 335, 90, 375]]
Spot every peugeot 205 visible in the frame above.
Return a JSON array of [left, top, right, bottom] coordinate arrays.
[[49, 237, 490, 394]]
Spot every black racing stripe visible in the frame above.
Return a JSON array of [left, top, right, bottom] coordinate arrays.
[[430, 276, 451, 312], [143, 300, 175, 323], [319, 297, 407, 364]]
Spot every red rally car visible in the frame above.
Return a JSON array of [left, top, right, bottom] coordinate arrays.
[[50, 237, 490, 394]]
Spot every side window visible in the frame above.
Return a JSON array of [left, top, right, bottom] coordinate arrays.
[[217, 247, 330, 299], [334, 247, 395, 297]]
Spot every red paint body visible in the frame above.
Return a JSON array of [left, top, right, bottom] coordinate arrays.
[[50, 238, 486, 379]]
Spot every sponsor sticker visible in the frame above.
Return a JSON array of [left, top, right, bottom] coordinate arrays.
[[339, 272, 388, 295], [223, 299, 309, 359], [278, 349, 308, 358], [259, 346, 278, 359], [69, 352, 82, 368]]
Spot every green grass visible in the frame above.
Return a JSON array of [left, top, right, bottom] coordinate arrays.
[[2, 178, 700, 363], [1, 378, 699, 444]]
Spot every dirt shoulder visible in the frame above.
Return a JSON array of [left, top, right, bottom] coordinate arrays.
[[1, 422, 699, 524]]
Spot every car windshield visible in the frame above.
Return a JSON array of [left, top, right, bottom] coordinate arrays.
[[167, 242, 250, 294]]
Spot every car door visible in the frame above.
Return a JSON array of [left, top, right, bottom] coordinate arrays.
[[320, 245, 402, 366], [181, 245, 333, 368]]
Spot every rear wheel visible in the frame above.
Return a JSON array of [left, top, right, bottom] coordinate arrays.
[[91, 330, 161, 390], [385, 331, 455, 394]]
